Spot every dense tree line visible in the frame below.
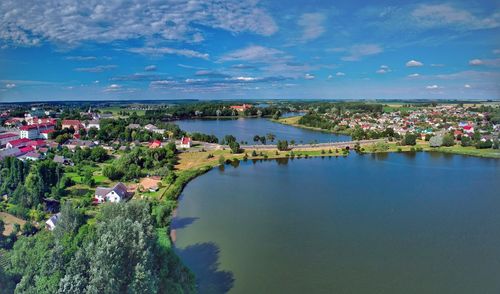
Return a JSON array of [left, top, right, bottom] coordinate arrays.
[[1, 158, 66, 218], [104, 144, 177, 181], [5, 201, 195, 293], [189, 132, 218, 144]]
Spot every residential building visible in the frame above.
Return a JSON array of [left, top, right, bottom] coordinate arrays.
[[179, 136, 192, 148], [94, 182, 128, 203], [45, 213, 61, 231], [62, 120, 83, 131], [0, 133, 19, 147]]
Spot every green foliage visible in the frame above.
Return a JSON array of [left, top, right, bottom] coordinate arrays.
[[189, 132, 218, 144], [442, 133, 455, 147], [8, 202, 195, 294], [402, 133, 417, 146], [277, 140, 289, 151], [229, 141, 241, 154]]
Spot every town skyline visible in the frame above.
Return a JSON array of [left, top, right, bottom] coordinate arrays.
[[1, 0, 499, 102]]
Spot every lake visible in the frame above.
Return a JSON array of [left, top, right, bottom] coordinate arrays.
[[175, 118, 350, 144], [173, 152, 500, 294]]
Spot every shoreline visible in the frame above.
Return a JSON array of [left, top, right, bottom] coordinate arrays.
[[270, 116, 351, 136]]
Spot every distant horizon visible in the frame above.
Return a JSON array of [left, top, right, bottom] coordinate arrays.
[[1, 97, 499, 105]]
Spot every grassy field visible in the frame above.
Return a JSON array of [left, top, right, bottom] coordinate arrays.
[[100, 106, 146, 117], [0, 211, 26, 236]]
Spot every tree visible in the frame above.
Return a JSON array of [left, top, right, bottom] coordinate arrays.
[[259, 136, 266, 145], [277, 140, 289, 151], [90, 147, 109, 162], [54, 201, 85, 242], [266, 133, 276, 143], [253, 135, 260, 143], [461, 136, 472, 147], [82, 170, 95, 187], [403, 133, 417, 146], [229, 141, 241, 154], [442, 133, 455, 147]]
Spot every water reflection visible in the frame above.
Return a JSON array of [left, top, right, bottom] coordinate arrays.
[[176, 242, 235, 294]]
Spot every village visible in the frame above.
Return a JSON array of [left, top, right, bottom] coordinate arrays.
[[0, 101, 499, 235]]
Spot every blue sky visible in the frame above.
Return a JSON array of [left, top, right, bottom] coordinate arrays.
[[0, 0, 499, 102]]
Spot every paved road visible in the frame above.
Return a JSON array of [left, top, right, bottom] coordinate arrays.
[[179, 139, 386, 152], [242, 139, 385, 150]]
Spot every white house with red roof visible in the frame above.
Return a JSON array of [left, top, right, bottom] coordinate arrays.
[[229, 104, 252, 112], [6, 138, 31, 149], [179, 136, 192, 148], [20, 123, 55, 139]]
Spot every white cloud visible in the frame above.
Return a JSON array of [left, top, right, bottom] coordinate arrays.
[[408, 73, 420, 77], [411, 4, 499, 31], [129, 47, 209, 59], [406, 60, 423, 67], [5, 83, 16, 89], [0, 0, 277, 46], [430, 64, 445, 67], [494, 49, 500, 55], [304, 73, 315, 80], [231, 76, 257, 82], [104, 84, 121, 92], [297, 13, 326, 42], [340, 44, 383, 61], [144, 65, 157, 72], [425, 84, 440, 89], [219, 45, 287, 63], [327, 75, 333, 79], [464, 84, 471, 88], [74, 65, 117, 72], [336, 72, 346, 76], [469, 59, 483, 66], [65, 56, 97, 61], [376, 65, 391, 74]]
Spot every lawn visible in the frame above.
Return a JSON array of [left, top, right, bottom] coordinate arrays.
[[0, 211, 26, 236]]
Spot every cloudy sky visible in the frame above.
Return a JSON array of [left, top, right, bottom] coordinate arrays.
[[0, 0, 499, 102]]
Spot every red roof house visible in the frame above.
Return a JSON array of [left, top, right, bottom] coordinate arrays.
[[6, 138, 31, 148], [62, 120, 83, 131], [149, 140, 162, 149], [179, 136, 192, 148]]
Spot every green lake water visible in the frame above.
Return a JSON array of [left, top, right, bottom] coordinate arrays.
[[173, 152, 500, 293]]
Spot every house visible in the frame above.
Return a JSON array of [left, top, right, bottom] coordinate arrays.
[[149, 140, 162, 149], [144, 124, 157, 131], [463, 125, 474, 134], [144, 124, 165, 134], [0, 133, 19, 147], [40, 129, 55, 139], [94, 182, 128, 203], [6, 138, 31, 149], [230, 104, 252, 112], [0, 147, 22, 160], [27, 139, 47, 149], [64, 139, 95, 151], [19, 123, 55, 139], [62, 120, 83, 131], [126, 123, 141, 129], [45, 213, 61, 231], [53, 155, 74, 166], [21, 151, 42, 161], [179, 136, 192, 148], [86, 119, 100, 130]]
